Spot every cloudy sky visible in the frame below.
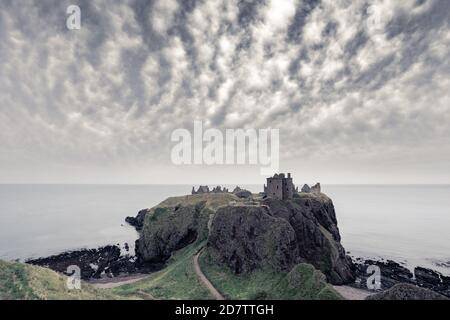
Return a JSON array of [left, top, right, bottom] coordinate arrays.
[[0, 0, 449, 184]]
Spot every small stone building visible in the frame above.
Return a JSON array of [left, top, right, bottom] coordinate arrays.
[[264, 173, 295, 200]]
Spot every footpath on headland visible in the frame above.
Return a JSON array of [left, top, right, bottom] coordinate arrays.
[[193, 249, 225, 300]]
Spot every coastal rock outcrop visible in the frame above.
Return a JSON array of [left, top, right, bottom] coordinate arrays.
[[125, 208, 150, 231], [27, 246, 121, 280], [134, 191, 354, 285], [136, 202, 210, 263], [26, 245, 161, 280], [207, 193, 355, 285]]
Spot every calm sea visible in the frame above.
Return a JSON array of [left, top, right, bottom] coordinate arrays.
[[0, 184, 449, 275]]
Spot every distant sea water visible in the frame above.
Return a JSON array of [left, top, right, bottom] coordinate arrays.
[[0, 184, 449, 275]]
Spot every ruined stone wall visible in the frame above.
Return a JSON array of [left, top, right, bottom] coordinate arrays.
[[282, 178, 294, 200], [266, 178, 283, 200]]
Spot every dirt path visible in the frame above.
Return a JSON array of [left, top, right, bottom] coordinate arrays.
[[333, 285, 373, 300], [89, 274, 150, 289], [193, 251, 225, 300]]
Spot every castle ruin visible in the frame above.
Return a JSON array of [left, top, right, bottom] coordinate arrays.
[[264, 173, 295, 200], [192, 185, 230, 195]]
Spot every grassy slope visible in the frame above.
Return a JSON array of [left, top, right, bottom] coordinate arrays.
[[155, 193, 240, 211], [199, 251, 343, 300], [113, 241, 212, 300], [0, 260, 125, 300]]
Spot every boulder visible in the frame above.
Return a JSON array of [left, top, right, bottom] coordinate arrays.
[[367, 283, 448, 300]]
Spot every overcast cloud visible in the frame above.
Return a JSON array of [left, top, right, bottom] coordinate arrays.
[[0, 0, 449, 184]]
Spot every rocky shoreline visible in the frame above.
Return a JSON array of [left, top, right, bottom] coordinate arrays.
[[26, 244, 163, 281], [352, 257, 450, 298]]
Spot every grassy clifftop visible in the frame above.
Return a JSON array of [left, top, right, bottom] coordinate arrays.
[[0, 260, 124, 300], [153, 193, 240, 211]]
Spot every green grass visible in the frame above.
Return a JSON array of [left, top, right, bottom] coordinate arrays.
[[0, 241, 211, 300], [155, 193, 241, 211], [199, 251, 343, 300], [0, 260, 126, 300], [112, 241, 212, 300], [150, 207, 169, 222]]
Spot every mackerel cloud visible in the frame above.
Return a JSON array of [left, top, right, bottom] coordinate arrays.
[[0, 0, 449, 183]]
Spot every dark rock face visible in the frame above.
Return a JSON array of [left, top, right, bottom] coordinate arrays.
[[136, 202, 210, 263], [125, 209, 150, 231], [26, 246, 163, 280], [207, 206, 299, 273], [415, 267, 450, 297], [207, 194, 355, 285], [367, 283, 448, 300], [27, 246, 120, 280], [415, 267, 442, 288]]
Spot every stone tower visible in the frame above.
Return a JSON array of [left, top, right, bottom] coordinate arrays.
[[264, 173, 294, 200]]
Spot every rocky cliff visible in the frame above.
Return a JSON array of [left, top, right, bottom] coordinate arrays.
[[207, 193, 354, 285], [136, 202, 211, 263], [135, 192, 354, 285], [207, 206, 299, 274]]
